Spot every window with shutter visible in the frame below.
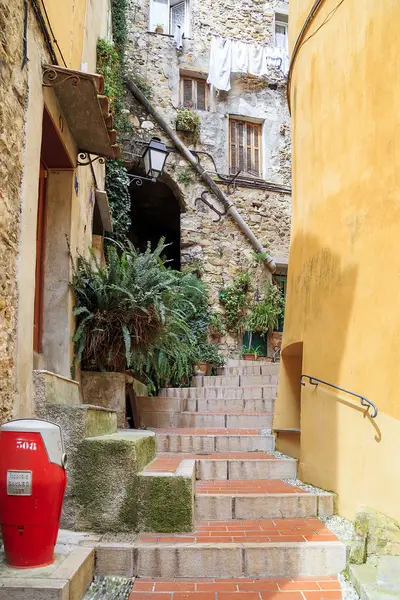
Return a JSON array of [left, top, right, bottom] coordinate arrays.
[[229, 118, 262, 177], [180, 76, 209, 110]]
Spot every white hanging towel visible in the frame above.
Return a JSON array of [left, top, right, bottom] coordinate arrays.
[[207, 35, 232, 92], [266, 47, 289, 76], [231, 40, 249, 74], [248, 43, 268, 77]]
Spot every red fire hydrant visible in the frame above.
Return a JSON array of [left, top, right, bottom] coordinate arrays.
[[0, 419, 67, 568]]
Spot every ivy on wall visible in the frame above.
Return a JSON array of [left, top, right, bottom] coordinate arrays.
[[97, 0, 131, 236]]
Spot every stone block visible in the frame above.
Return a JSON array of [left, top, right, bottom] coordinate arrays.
[[215, 434, 274, 453], [94, 544, 135, 577], [81, 371, 126, 428], [0, 580, 69, 600], [138, 460, 195, 532], [226, 413, 273, 429], [350, 506, 400, 562], [51, 548, 94, 600], [136, 544, 243, 578], [244, 541, 346, 577], [73, 431, 156, 532], [317, 494, 334, 517], [228, 458, 297, 481], [196, 459, 228, 480], [137, 396, 183, 412], [195, 495, 232, 520], [234, 494, 317, 519], [179, 412, 225, 428], [33, 370, 80, 408]]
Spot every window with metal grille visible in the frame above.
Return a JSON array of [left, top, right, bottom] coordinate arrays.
[[229, 119, 262, 177], [149, 0, 189, 35], [180, 77, 209, 110]]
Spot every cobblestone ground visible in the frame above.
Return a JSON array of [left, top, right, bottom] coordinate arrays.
[[84, 577, 133, 599]]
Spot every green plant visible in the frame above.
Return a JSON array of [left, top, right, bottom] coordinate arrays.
[[241, 344, 264, 359], [251, 249, 270, 262], [132, 75, 153, 98], [209, 312, 226, 337], [246, 281, 284, 336], [176, 167, 194, 185], [196, 343, 225, 366], [176, 108, 201, 142], [219, 273, 251, 334], [181, 260, 203, 278], [155, 23, 164, 29], [70, 239, 191, 375], [105, 159, 131, 235]]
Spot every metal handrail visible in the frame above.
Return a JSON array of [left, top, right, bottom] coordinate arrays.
[[271, 347, 281, 363], [300, 374, 378, 419]]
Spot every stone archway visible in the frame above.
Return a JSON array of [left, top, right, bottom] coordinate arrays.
[[128, 171, 183, 269]]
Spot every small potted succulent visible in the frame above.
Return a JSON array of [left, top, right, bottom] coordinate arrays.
[[155, 23, 164, 34], [176, 108, 201, 140]]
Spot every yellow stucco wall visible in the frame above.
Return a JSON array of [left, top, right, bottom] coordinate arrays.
[[43, 0, 87, 69], [276, 0, 400, 520]]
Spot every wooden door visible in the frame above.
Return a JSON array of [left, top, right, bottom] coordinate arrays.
[[33, 164, 47, 353]]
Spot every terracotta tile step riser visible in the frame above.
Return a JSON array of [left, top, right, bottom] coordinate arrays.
[[135, 544, 346, 579]]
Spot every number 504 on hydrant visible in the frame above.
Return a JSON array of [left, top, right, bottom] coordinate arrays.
[[0, 419, 67, 568]]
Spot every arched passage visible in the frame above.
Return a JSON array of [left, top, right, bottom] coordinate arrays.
[[128, 173, 181, 269]]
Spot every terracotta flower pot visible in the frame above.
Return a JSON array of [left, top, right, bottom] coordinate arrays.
[[206, 362, 214, 376], [242, 353, 256, 361], [194, 362, 208, 375], [155, 26, 164, 34]]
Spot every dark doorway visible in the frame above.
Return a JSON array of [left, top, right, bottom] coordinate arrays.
[[128, 175, 181, 269]]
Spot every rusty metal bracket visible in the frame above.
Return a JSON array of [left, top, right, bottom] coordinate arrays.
[[195, 191, 229, 223], [43, 67, 81, 88]]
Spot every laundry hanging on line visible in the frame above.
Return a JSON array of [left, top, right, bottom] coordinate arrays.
[[207, 34, 289, 92]]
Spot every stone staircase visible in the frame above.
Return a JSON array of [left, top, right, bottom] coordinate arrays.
[[130, 359, 346, 596], [0, 361, 346, 599]]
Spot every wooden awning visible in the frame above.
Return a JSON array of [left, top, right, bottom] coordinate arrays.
[[42, 64, 120, 160]]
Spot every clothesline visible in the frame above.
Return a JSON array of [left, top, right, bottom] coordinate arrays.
[[207, 34, 289, 92]]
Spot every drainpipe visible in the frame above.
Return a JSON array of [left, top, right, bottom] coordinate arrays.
[[124, 76, 277, 273]]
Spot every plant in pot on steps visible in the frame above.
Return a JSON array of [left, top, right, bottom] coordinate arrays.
[[243, 281, 284, 361], [194, 343, 224, 376]]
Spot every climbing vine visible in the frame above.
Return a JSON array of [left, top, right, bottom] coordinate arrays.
[[219, 273, 251, 335], [96, 0, 131, 236]]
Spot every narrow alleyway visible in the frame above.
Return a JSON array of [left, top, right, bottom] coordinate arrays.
[[129, 359, 345, 598]]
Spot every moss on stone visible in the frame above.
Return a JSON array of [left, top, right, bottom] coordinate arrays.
[[138, 474, 194, 533], [73, 432, 155, 532], [85, 409, 117, 438]]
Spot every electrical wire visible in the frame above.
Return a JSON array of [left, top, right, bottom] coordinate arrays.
[[40, 0, 68, 67], [29, 0, 58, 64], [287, 0, 346, 113]]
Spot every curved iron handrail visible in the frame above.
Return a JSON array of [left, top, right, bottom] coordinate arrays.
[[300, 374, 378, 419]]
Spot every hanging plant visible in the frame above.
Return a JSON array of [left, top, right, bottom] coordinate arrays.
[[176, 108, 201, 141], [219, 273, 251, 335]]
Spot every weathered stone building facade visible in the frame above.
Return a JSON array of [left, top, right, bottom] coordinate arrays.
[[0, 0, 115, 423], [125, 0, 291, 354]]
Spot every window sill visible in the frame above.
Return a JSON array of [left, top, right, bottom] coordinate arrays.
[[146, 31, 192, 40]]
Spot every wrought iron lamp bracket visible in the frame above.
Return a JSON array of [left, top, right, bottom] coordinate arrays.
[[127, 174, 157, 187]]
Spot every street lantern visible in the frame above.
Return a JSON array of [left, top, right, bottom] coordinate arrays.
[[142, 137, 169, 180]]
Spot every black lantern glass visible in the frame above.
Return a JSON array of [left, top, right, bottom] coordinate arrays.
[[143, 137, 169, 180]]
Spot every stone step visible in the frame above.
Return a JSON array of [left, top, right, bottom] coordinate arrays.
[[153, 429, 275, 453], [136, 518, 346, 578], [192, 374, 278, 386], [130, 575, 342, 597], [217, 363, 280, 376], [145, 453, 298, 481], [179, 411, 274, 429], [0, 546, 94, 600], [186, 397, 275, 413], [160, 386, 277, 400], [195, 480, 334, 520], [226, 359, 277, 367]]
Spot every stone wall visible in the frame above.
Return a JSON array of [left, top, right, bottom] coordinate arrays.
[[124, 0, 291, 354], [0, 0, 28, 423]]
